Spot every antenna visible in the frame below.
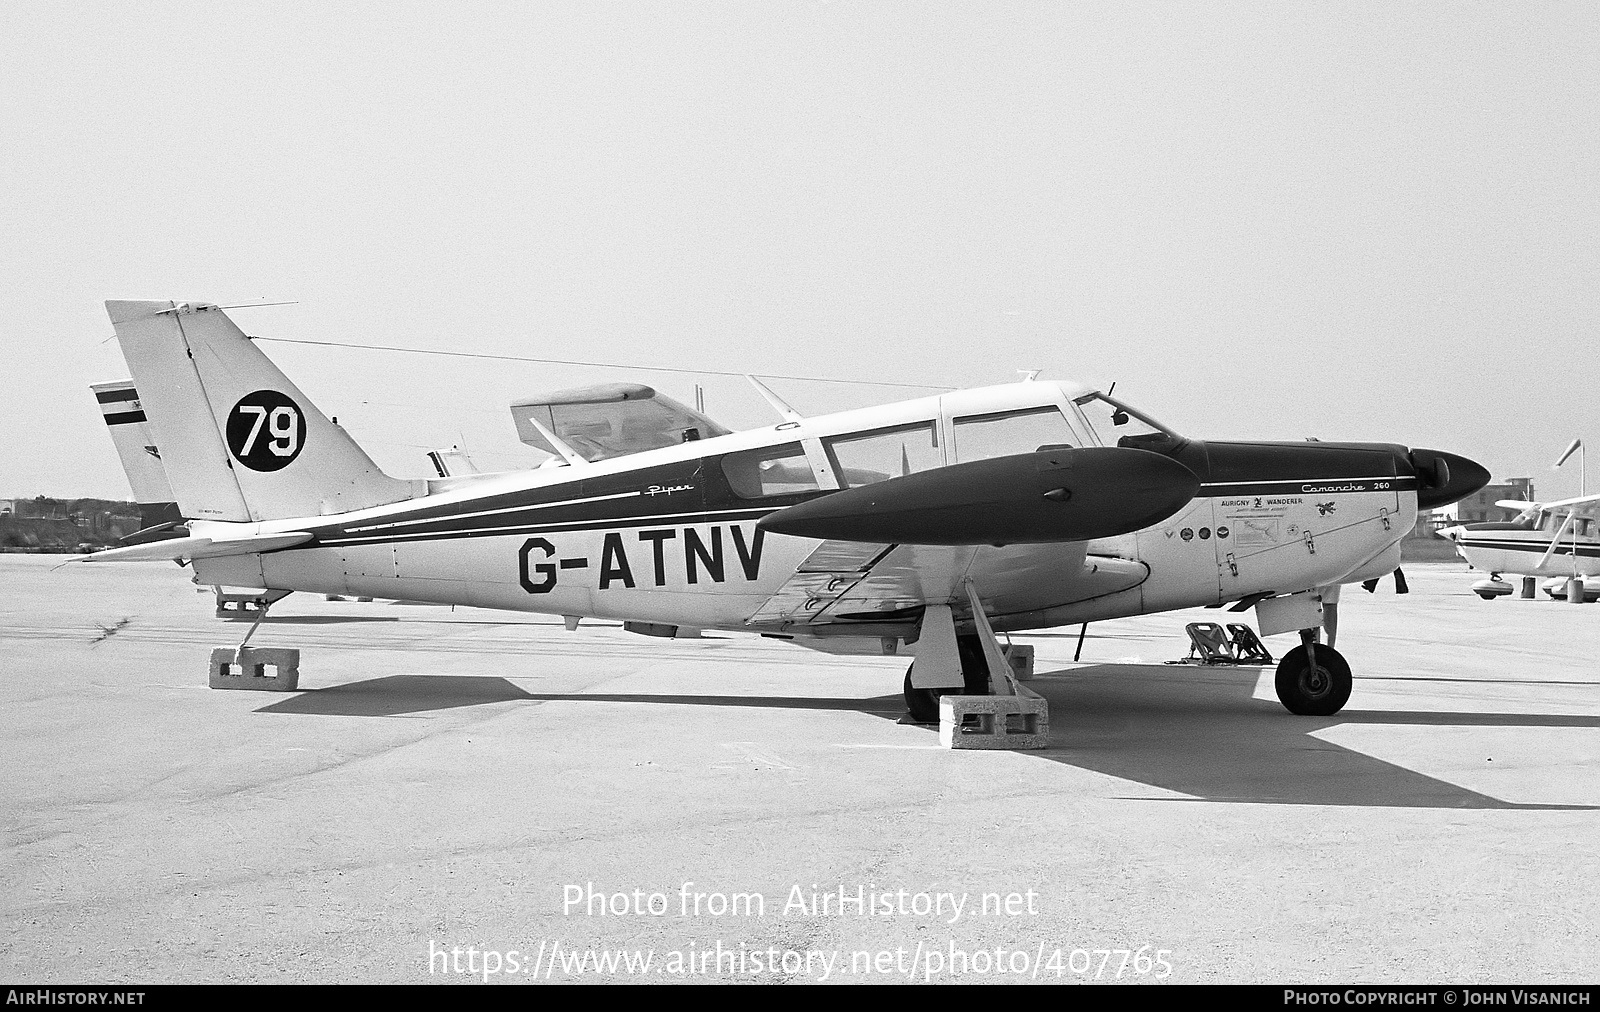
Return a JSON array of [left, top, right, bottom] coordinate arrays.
[[745, 375, 803, 423], [522, 414, 588, 467]]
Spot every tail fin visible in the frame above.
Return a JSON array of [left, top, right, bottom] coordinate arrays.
[[105, 300, 416, 522], [89, 379, 184, 532]]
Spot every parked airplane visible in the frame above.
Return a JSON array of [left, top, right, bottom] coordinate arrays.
[[81, 300, 1489, 722], [88, 380, 183, 542], [1437, 495, 1600, 599]]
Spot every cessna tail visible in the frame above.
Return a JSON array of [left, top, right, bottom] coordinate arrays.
[[89, 380, 182, 538]]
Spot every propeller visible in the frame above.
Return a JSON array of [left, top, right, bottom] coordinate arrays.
[[1410, 449, 1491, 510]]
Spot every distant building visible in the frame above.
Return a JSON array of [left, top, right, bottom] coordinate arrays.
[[1453, 476, 1534, 524], [1401, 478, 1534, 562]]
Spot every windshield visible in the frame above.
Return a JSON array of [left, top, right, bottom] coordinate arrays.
[[1071, 392, 1179, 449]]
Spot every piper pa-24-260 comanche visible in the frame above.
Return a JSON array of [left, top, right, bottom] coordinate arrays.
[[81, 300, 1490, 728]]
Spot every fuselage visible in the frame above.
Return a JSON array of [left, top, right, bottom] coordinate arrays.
[[187, 380, 1485, 643], [1439, 514, 1600, 579]]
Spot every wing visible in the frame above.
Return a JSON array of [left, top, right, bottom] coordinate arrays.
[[1500, 493, 1600, 518], [746, 539, 1149, 634]]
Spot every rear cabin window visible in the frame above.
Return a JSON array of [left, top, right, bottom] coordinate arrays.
[[824, 422, 941, 488], [952, 408, 1076, 462], [720, 442, 821, 499]]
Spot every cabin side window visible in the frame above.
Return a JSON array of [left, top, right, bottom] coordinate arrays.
[[720, 442, 821, 498], [823, 422, 941, 488], [952, 407, 1076, 462]]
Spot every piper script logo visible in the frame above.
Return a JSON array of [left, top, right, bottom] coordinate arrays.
[[226, 390, 306, 472]]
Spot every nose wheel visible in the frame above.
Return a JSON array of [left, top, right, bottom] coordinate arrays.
[[1274, 642, 1352, 716]]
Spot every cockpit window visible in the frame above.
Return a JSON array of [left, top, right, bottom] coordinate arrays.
[[823, 422, 941, 488], [721, 442, 821, 499], [952, 408, 1076, 462], [1072, 392, 1176, 449]]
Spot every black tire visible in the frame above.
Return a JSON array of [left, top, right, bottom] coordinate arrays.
[[1274, 643, 1352, 716], [903, 664, 943, 724], [956, 634, 993, 695], [1476, 592, 1496, 601], [905, 637, 996, 722]]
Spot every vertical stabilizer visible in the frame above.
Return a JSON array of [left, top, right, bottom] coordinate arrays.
[[105, 300, 416, 522], [89, 380, 183, 531]]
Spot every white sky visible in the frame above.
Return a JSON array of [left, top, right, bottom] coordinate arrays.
[[2, 3, 1596, 500]]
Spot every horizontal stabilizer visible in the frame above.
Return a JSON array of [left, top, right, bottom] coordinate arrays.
[[76, 531, 313, 563]]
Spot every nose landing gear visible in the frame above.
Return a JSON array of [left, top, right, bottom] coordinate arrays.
[[1274, 634, 1353, 716]]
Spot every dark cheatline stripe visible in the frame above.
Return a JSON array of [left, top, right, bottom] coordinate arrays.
[[95, 388, 137, 404], [313, 506, 779, 548], [102, 410, 147, 425], [1457, 538, 1600, 559], [1202, 476, 1419, 497]]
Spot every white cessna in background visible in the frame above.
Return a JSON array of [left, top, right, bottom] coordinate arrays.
[[82, 300, 1488, 722], [1438, 495, 1600, 600]]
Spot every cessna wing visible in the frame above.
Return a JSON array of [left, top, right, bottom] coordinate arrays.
[[510, 383, 731, 462], [1495, 494, 1600, 518]]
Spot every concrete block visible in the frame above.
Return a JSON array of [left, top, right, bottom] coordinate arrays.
[[209, 647, 300, 691], [940, 686, 1049, 750], [1002, 643, 1035, 681]]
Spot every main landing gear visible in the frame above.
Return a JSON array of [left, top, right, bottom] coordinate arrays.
[[903, 634, 989, 724], [1273, 629, 1352, 716]]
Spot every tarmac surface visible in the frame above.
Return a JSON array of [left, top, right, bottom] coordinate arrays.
[[3, 555, 1598, 984]]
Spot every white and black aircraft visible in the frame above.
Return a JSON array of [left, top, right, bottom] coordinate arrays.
[[81, 300, 1489, 721], [1438, 495, 1600, 600]]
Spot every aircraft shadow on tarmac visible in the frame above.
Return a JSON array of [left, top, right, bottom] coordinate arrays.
[[255, 667, 1600, 811]]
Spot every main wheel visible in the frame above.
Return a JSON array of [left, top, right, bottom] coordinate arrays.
[[1274, 643, 1352, 716], [903, 664, 943, 723]]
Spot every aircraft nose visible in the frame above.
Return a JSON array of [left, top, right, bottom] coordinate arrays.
[[1407, 448, 1491, 510]]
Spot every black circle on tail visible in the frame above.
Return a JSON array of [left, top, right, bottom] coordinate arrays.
[[226, 390, 307, 472]]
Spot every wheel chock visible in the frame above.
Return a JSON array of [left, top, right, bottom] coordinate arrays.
[[208, 647, 301, 691], [1002, 644, 1035, 681], [939, 686, 1049, 750]]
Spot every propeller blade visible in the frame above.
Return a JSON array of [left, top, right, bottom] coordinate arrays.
[[1362, 578, 1379, 593], [1393, 567, 1409, 594]]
